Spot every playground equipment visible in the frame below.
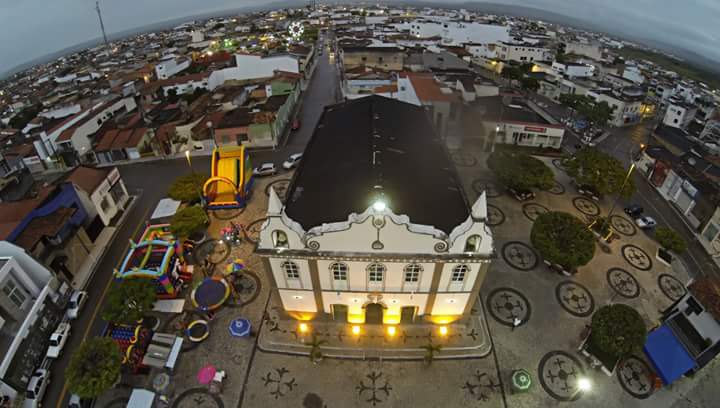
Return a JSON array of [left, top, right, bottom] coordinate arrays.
[[191, 276, 231, 311], [203, 146, 254, 209], [108, 324, 151, 373], [115, 224, 187, 298]]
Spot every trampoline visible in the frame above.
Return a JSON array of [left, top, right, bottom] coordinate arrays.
[[186, 320, 210, 343], [191, 276, 231, 311]]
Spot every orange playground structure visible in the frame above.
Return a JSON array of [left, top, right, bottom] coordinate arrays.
[[203, 146, 254, 209]]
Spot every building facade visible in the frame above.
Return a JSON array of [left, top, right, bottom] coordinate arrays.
[[257, 96, 493, 325]]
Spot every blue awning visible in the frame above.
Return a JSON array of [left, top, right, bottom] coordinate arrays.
[[643, 324, 697, 385]]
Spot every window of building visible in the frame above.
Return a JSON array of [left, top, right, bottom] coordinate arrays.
[[404, 264, 422, 282], [330, 262, 348, 281], [451, 264, 469, 282], [238, 133, 249, 142], [282, 261, 300, 279], [109, 181, 125, 203], [703, 223, 720, 242], [100, 197, 111, 212], [272, 230, 289, 248], [367, 263, 385, 282], [2, 278, 26, 308], [464, 235, 482, 252]]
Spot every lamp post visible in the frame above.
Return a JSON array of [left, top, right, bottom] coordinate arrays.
[[207, 121, 217, 147], [185, 150, 204, 205], [606, 143, 646, 221]]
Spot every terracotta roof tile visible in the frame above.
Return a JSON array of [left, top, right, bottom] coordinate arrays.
[[402, 72, 454, 102], [689, 277, 720, 321], [66, 166, 111, 193], [14, 207, 76, 251]]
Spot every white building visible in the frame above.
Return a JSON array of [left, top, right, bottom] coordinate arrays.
[[191, 30, 205, 43], [257, 96, 493, 324], [587, 88, 645, 127], [564, 42, 603, 61], [622, 66, 645, 84], [552, 61, 595, 78], [154, 56, 191, 80], [67, 166, 130, 226], [663, 99, 698, 129], [0, 241, 63, 401], [409, 21, 510, 47], [208, 54, 299, 90], [496, 42, 553, 63]]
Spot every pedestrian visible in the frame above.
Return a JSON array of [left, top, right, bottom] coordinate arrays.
[[511, 317, 523, 331]]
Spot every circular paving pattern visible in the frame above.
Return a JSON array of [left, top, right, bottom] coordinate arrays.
[[244, 218, 268, 244], [617, 356, 654, 399], [607, 268, 641, 299], [196, 239, 231, 265], [265, 178, 292, 202], [228, 270, 262, 307], [486, 287, 531, 327], [555, 281, 595, 317], [572, 196, 601, 216], [621, 244, 653, 271], [610, 215, 637, 236], [538, 350, 586, 401], [501, 241, 539, 271], [522, 202, 549, 222], [545, 180, 566, 195], [486, 204, 506, 226], [450, 151, 478, 167], [172, 387, 224, 408], [472, 179, 501, 198], [658, 274, 687, 301]]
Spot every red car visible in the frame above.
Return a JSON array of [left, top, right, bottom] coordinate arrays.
[[291, 119, 301, 130]]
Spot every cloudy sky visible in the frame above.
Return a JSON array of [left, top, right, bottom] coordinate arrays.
[[1, 0, 719, 74]]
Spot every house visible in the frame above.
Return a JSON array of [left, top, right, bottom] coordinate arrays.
[[645, 277, 720, 385], [405, 51, 470, 73], [663, 99, 698, 129], [66, 166, 130, 227], [154, 73, 210, 97], [93, 127, 154, 164], [551, 61, 595, 78], [409, 20, 510, 46], [155, 56, 191, 80], [587, 87, 645, 127], [496, 42, 553, 63], [340, 46, 405, 71], [396, 72, 460, 139], [208, 54, 299, 90], [342, 67, 397, 100], [256, 95, 493, 324], [0, 241, 65, 402]]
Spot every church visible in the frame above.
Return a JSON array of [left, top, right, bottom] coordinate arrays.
[[257, 95, 494, 325]]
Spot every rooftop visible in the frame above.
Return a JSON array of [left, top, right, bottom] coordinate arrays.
[[284, 95, 469, 234], [65, 165, 112, 194]]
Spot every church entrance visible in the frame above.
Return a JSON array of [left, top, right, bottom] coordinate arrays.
[[401, 306, 417, 324], [331, 304, 348, 322], [365, 303, 384, 325]]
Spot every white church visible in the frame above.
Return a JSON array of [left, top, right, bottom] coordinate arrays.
[[257, 96, 494, 325]]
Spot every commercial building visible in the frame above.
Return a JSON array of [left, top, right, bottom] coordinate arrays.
[[257, 96, 493, 325]]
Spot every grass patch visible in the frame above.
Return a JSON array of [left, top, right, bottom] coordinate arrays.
[[618, 47, 720, 89]]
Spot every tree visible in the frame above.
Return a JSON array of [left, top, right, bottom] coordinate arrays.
[[102, 280, 157, 325], [585, 101, 615, 128], [9, 105, 41, 129], [501, 66, 522, 81], [531, 211, 596, 271], [308, 333, 327, 364], [67, 337, 122, 399], [655, 226, 687, 253], [565, 147, 635, 198], [520, 77, 540, 92], [421, 341, 442, 365], [487, 151, 555, 191], [590, 304, 647, 359], [170, 205, 209, 239], [168, 173, 209, 203]]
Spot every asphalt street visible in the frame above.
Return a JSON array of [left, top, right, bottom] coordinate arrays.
[[48, 36, 340, 407]]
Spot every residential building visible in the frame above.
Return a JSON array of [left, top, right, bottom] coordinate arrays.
[[0, 241, 65, 401], [396, 72, 460, 139], [155, 56, 191, 80], [663, 99, 698, 129], [551, 61, 595, 78], [66, 166, 130, 227], [93, 127, 154, 164], [496, 42, 553, 63], [587, 87, 645, 127], [155, 73, 210, 97], [340, 46, 405, 71], [564, 42, 603, 61], [409, 21, 510, 46], [208, 54, 299, 90], [256, 95, 493, 324], [622, 66, 645, 84]]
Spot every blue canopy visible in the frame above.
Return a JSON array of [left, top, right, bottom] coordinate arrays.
[[229, 318, 251, 337], [644, 324, 697, 385]]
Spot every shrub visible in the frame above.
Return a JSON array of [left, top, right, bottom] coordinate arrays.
[[589, 304, 647, 359], [531, 211, 595, 270], [655, 226, 687, 253], [168, 173, 209, 203], [170, 205, 209, 239]]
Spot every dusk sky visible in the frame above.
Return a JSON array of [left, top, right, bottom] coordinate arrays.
[[1, 0, 719, 74]]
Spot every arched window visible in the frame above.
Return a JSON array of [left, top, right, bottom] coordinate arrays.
[[451, 264, 469, 282], [367, 263, 386, 282], [272, 230, 289, 248], [330, 262, 348, 281], [404, 263, 423, 283], [281, 261, 300, 279], [464, 235, 482, 252]]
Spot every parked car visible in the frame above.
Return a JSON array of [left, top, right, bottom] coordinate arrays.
[[291, 119, 301, 130], [508, 187, 535, 202], [66, 290, 88, 320], [282, 153, 303, 170], [576, 184, 602, 201], [635, 216, 657, 229], [68, 394, 90, 408], [46, 322, 71, 359], [624, 205, 644, 218], [24, 369, 49, 408], [253, 162, 278, 177]]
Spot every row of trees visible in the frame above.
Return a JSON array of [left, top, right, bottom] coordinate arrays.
[[559, 94, 615, 128]]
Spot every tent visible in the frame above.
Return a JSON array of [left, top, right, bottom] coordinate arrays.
[[643, 324, 697, 385]]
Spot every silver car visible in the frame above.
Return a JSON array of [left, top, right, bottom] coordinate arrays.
[[253, 162, 277, 177]]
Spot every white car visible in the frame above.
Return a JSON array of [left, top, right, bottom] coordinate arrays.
[[66, 290, 88, 320], [282, 153, 303, 170], [46, 322, 71, 359], [24, 369, 49, 408], [68, 394, 87, 408], [253, 162, 277, 177], [635, 216, 657, 229]]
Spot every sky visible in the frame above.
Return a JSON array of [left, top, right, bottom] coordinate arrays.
[[1, 0, 719, 74]]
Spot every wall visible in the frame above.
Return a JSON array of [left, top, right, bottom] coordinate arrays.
[[341, 50, 404, 71], [89, 168, 129, 226], [208, 55, 299, 90]]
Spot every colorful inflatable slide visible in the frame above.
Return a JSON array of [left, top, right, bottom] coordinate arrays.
[[203, 146, 254, 209]]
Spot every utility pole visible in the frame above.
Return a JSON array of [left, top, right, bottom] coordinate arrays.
[[95, 1, 109, 49]]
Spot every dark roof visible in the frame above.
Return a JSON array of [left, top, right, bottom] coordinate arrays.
[[653, 125, 695, 153], [688, 277, 720, 321], [342, 46, 404, 53], [284, 96, 469, 234], [218, 108, 253, 128]]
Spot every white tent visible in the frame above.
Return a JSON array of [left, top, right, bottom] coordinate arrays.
[[150, 198, 181, 220]]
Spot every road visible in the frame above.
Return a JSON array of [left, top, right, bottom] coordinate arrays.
[[48, 36, 340, 407]]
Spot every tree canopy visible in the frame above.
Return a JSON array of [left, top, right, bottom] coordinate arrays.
[[67, 337, 122, 399], [559, 94, 615, 127], [487, 151, 555, 191], [590, 304, 647, 359], [531, 211, 596, 270], [655, 226, 687, 253], [102, 280, 157, 325], [520, 77, 540, 92], [168, 173, 209, 203], [565, 148, 635, 198], [170, 205, 209, 238]]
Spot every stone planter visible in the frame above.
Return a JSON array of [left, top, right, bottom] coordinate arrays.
[[656, 248, 673, 267]]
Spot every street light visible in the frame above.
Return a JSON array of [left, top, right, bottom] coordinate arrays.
[[606, 143, 647, 222], [184, 150, 204, 204]]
